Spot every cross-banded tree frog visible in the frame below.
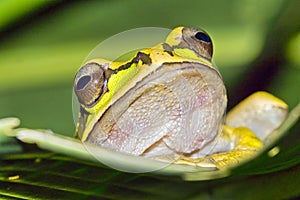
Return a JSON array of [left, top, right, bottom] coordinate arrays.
[[74, 27, 288, 169]]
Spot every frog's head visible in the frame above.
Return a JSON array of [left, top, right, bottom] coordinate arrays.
[[73, 27, 226, 157]]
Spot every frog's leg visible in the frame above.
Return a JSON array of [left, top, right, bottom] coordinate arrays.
[[176, 91, 288, 169], [226, 91, 288, 142], [176, 126, 263, 169]]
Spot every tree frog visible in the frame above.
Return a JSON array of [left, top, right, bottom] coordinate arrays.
[[74, 27, 288, 169]]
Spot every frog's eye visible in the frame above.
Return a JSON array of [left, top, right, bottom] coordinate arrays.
[[181, 27, 213, 60], [74, 63, 107, 107], [195, 31, 211, 43], [193, 31, 213, 59]]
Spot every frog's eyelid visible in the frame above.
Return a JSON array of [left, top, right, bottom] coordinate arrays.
[[83, 59, 111, 70]]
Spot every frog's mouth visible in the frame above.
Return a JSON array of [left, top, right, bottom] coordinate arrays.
[[86, 62, 227, 158]]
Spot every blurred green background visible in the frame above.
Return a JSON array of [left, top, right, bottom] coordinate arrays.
[[0, 0, 300, 199], [0, 0, 299, 136]]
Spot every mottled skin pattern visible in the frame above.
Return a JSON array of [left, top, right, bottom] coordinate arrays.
[[74, 27, 288, 169]]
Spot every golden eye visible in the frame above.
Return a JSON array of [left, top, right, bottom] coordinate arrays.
[[74, 62, 107, 107]]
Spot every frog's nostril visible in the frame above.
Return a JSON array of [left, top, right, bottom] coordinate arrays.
[[77, 75, 91, 90], [195, 32, 211, 43]]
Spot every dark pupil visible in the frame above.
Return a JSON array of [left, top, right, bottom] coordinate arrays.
[[195, 32, 211, 43], [77, 75, 91, 90]]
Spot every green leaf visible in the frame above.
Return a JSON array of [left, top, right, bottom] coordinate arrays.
[[0, 102, 299, 198], [1, 150, 300, 199], [0, 118, 22, 156], [0, 0, 55, 30]]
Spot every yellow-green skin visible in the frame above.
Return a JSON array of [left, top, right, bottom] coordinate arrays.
[[74, 27, 288, 169]]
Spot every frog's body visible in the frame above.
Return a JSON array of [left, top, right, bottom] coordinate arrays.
[[74, 27, 288, 169]]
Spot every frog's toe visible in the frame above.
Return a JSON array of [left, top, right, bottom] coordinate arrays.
[[175, 156, 217, 168]]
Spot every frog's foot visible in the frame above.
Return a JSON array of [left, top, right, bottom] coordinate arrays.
[[226, 91, 288, 142], [175, 127, 263, 170], [175, 156, 217, 168]]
